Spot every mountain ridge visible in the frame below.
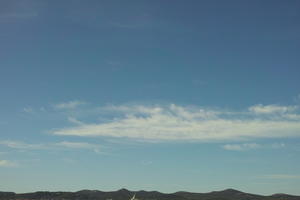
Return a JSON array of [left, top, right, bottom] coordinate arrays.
[[0, 189, 299, 200]]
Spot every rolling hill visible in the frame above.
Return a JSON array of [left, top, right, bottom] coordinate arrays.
[[0, 188, 299, 200]]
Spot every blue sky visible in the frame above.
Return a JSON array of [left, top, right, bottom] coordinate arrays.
[[1, 0, 300, 195]]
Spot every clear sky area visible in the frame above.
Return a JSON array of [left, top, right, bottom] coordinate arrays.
[[1, 0, 300, 196]]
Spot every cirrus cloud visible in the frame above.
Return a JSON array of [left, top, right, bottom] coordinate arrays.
[[55, 141, 98, 149], [248, 104, 298, 115], [0, 140, 102, 154], [54, 100, 86, 110], [52, 104, 300, 142], [223, 143, 261, 151]]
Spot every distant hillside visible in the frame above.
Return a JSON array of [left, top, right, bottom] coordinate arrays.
[[0, 188, 299, 200]]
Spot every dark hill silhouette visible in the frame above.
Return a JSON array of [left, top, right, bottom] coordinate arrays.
[[0, 189, 299, 200]]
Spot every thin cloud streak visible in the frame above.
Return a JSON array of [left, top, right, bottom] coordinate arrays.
[[54, 100, 86, 110], [0, 141, 44, 150], [223, 143, 286, 151], [0, 140, 101, 153], [52, 104, 300, 142], [55, 141, 98, 149], [249, 104, 298, 115], [23, 107, 34, 113], [68, 117, 85, 125], [223, 143, 261, 151]]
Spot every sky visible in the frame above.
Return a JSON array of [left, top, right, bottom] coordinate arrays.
[[1, 0, 300, 196]]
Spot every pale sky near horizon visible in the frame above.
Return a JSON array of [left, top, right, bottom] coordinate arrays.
[[1, 0, 300, 196]]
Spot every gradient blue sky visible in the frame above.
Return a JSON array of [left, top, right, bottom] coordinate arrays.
[[1, 0, 300, 196]]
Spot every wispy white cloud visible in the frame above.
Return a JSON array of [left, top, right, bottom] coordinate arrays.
[[105, 105, 163, 115], [0, 140, 44, 150], [54, 100, 86, 109], [270, 143, 286, 149], [0, 160, 17, 167], [23, 107, 34, 113], [52, 104, 300, 142], [0, 140, 101, 153], [105, 104, 219, 119], [55, 141, 96, 149], [22, 106, 47, 114], [56, 141, 102, 154], [223, 143, 287, 151], [68, 117, 84, 125], [222, 143, 261, 151], [249, 104, 298, 115]]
